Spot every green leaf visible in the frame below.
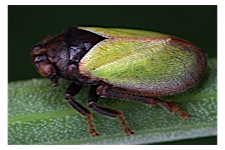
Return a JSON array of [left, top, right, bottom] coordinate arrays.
[[8, 58, 217, 145]]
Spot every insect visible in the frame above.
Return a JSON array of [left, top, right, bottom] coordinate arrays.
[[30, 27, 207, 136]]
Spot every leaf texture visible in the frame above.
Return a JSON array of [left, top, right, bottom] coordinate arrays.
[[8, 58, 217, 145]]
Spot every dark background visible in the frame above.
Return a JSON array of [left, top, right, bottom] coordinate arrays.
[[8, 5, 217, 144]]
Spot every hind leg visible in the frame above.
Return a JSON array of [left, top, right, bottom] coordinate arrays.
[[97, 86, 189, 119]]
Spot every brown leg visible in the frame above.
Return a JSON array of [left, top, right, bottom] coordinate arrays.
[[88, 85, 134, 136], [97, 86, 189, 119], [65, 82, 99, 136]]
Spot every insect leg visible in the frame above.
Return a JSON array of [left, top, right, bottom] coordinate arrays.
[[65, 82, 99, 137], [97, 86, 189, 119], [88, 85, 134, 136]]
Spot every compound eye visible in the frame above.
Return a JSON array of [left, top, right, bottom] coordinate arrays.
[[38, 61, 56, 79]]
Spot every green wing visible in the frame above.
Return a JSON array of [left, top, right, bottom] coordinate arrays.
[[78, 26, 170, 38], [79, 38, 199, 95]]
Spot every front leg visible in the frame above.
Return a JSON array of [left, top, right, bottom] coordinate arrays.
[[88, 85, 134, 136], [65, 82, 99, 136], [51, 77, 59, 86]]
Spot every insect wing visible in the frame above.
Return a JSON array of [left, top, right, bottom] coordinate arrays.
[[78, 27, 170, 38], [80, 37, 206, 96]]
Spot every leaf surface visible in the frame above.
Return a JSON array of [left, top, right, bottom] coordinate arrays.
[[8, 58, 217, 145]]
